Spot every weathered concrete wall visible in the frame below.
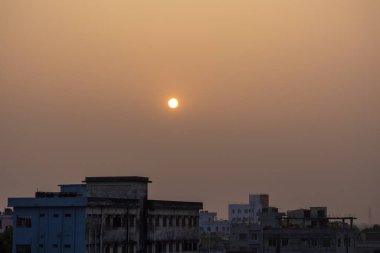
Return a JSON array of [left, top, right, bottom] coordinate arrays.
[[86, 182, 148, 200]]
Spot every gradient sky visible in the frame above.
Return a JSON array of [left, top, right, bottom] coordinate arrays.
[[1, 1, 379, 224]]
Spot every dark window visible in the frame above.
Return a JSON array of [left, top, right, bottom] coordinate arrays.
[[113, 215, 122, 228], [239, 233, 247, 240], [53, 214, 59, 218], [176, 242, 180, 252], [53, 244, 58, 248], [169, 216, 174, 226], [16, 216, 32, 228], [268, 238, 277, 247], [281, 239, 289, 246], [176, 217, 180, 226], [182, 217, 186, 227], [337, 238, 341, 247], [113, 244, 118, 253], [105, 245, 110, 253], [169, 243, 173, 252], [16, 245, 31, 253], [39, 213, 45, 218], [163, 216, 167, 227], [106, 216, 111, 227], [64, 244, 71, 248], [323, 239, 331, 248], [155, 216, 160, 227], [64, 213, 72, 218], [129, 215, 135, 227], [311, 239, 317, 247], [251, 233, 258, 240], [39, 244, 44, 248]]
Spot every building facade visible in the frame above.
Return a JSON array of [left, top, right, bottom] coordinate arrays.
[[228, 194, 269, 224], [199, 211, 230, 235], [9, 176, 203, 253], [0, 208, 13, 233]]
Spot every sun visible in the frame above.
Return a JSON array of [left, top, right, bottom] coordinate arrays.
[[168, 98, 179, 109]]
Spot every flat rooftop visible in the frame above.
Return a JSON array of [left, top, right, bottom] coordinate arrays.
[[84, 176, 152, 183]]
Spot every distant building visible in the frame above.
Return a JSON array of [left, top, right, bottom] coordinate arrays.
[[228, 207, 358, 253], [260, 207, 284, 229], [199, 211, 230, 235], [9, 176, 203, 253], [357, 225, 380, 253], [229, 223, 262, 253], [229, 194, 269, 224], [0, 208, 13, 233]]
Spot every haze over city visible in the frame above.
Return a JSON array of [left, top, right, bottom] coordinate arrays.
[[1, 0, 379, 225]]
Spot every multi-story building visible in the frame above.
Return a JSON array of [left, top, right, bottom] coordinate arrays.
[[0, 208, 13, 233], [248, 195, 269, 224], [199, 211, 230, 235], [229, 207, 358, 253], [229, 223, 262, 253], [229, 194, 269, 224], [9, 176, 203, 253]]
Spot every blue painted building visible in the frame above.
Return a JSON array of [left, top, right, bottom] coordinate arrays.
[[8, 177, 203, 253], [8, 185, 87, 253]]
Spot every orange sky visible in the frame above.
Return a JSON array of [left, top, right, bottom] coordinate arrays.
[[1, 1, 379, 224]]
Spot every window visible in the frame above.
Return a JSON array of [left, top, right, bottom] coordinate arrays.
[[155, 216, 160, 227], [311, 239, 317, 247], [64, 213, 72, 218], [53, 244, 58, 248], [239, 233, 247, 240], [244, 209, 248, 213], [337, 238, 341, 247], [16, 216, 32, 228], [113, 244, 118, 253], [238, 209, 241, 214], [39, 244, 44, 248], [281, 239, 288, 246], [182, 217, 186, 227], [268, 238, 277, 247], [16, 245, 31, 253], [323, 239, 331, 248], [106, 216, 111, 227], [113, 215, 122, 228], [163, 216, 167, 227], [129, 216, 135, 227], [39, 213, 45, 218], [232, 209, 235, 214], [169, 243, 173, 252], [251, 233, 258, 240], [169, 216, 173, 227], [64, 244, 71, 248], [53, 214, 59, 218]]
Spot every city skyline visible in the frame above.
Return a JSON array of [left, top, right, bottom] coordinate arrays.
[[1, 0, 380, 226]]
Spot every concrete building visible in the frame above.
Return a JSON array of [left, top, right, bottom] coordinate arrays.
[[9, 176, 203, 253], [0, 208, 13, 233], [228, 207, 358, 253], [357, 225, 380, 253], [260, 207, 284, 229], [229, 194, 269, 224], [229, 223, 262, 253], [199, 211, 230, 235], [249, 195, 269, 224]]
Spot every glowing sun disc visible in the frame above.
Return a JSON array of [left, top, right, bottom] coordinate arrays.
[[168, 98, 179, 109]]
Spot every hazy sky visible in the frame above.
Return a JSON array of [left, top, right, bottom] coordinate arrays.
[[1, 1, 379, 224]]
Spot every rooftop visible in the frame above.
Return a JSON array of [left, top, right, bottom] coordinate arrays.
[[83, 176, 152, 183]]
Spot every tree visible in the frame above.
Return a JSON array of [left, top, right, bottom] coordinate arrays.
[[0, 227, 12, 253]]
